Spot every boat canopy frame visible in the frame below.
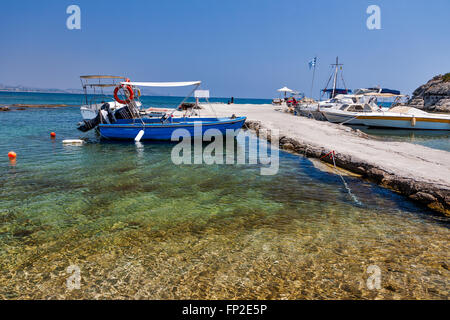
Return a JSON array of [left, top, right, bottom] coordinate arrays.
[[119, 81, 201, 88], [80, 75, 128, 106], [120, 80, 203, 122], [80, 75, 126, 79], [79, 75, 211, 126]]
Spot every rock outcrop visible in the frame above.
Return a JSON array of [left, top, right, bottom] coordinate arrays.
[[408, 74, 450, 112]]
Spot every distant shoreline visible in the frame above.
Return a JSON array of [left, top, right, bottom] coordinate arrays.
[[4, 104, 74, 109], [0, 91, 272, 101], [0, 89, 83, 94]]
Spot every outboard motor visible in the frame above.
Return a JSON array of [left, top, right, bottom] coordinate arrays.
[[77, 103, 135, 132], [101, 103, 116, 123], [77, 103, 112, 132], [77, 112, 104, 132]]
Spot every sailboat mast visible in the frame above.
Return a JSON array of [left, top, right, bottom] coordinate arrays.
[[310, 56, 317, 99], [332, 57, 339, 98]]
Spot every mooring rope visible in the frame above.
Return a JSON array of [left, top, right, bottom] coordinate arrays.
[[322, 150, 362, 206], [335, 168, 362, 206], [338, 114, 359, 126]]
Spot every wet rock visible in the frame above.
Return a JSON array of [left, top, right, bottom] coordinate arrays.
[[395, 179, 416, 195], [0, 106, 10, 111], [444, 195, 450, 207], [410, 192, 437, 203], [282, 143, 295, 151], [357, 166, 366, 173], [367, 168, 387, 183]]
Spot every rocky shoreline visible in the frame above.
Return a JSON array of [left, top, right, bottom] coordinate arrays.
[[10, 104, 70, 108], [408, 73, 450, 113], [0, 104, 71, 111], [202, 103, 450, 216], [246, 120, 450, 215]]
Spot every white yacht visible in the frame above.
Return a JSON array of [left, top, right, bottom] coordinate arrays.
[[356, 106, 450, 130], [321, 98, 381, 125], [297, 94, 358, 120]]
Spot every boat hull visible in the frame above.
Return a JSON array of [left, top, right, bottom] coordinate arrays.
[[98, 117, 247, 140], [321, 111, 367, 125], [358, 115, 450, 130], [295, 106, 327, 121], [81, 107, 98, 120]]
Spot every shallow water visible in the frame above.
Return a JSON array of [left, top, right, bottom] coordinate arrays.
[[354, 126, 450, 152], [0, 102, 449, 299]]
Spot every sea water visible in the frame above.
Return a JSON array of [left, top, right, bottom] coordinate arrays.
[[0, 92, 448, 299]]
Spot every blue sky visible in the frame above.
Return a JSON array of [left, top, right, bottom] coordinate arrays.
[[0, 0, 449, 98]]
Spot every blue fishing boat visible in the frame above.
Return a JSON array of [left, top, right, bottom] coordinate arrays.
[[77, 77, 247, 141], [99, 116, 247, 141]]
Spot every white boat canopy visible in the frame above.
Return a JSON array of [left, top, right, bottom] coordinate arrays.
[[120, 81, 201, 87], [277, 86, 293, 92]]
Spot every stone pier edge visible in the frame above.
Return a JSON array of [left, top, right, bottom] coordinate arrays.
[[245, 120, 450, 216]]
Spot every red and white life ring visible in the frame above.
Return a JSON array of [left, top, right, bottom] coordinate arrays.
[[114, 78, 134, 104]]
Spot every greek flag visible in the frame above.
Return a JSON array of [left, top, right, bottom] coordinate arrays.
[[308, 57, 317, 70]]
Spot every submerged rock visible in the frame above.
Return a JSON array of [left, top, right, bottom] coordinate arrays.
[[408, 74, 450, 112]]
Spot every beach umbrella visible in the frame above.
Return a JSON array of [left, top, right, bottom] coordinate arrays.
[[277, 86, 293, 98]]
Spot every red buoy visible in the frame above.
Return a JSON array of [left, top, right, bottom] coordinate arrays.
[[50, 132, 56, 138], [8, 151, 16, 159]]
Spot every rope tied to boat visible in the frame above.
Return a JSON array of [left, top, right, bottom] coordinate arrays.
[[338, 114, 360, 126]]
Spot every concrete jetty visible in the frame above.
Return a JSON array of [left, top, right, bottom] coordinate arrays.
[[201, 103, 450, 215]]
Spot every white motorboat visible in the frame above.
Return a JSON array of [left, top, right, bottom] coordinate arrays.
[[318, 91, 406, 125], [296, 94, 358, 120], [321, 100, 381, 125], [356, 106, 450, 130]]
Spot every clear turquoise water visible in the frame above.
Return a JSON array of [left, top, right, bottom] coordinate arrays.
[[0, 92, 449, 299]]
